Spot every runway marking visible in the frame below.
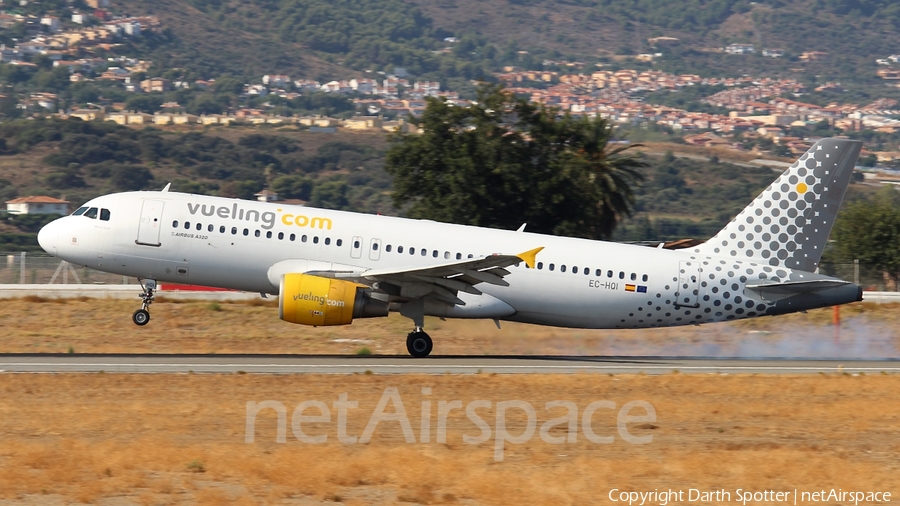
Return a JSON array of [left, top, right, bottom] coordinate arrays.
[[1, 362, 899, 373]]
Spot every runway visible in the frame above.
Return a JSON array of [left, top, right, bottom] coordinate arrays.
[[0, 354, 898, 374]]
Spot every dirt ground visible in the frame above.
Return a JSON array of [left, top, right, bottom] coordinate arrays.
[[0, 373, 898, 505], [0, 300, 898, 504], [0, 298, 897, 358]]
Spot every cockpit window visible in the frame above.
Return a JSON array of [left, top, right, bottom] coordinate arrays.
[[84, 207, 98, 219], [72, 207, 88, 216], [100, 209, 110, 221]]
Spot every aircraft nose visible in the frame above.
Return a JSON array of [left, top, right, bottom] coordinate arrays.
[[38, 219, 60, 255]]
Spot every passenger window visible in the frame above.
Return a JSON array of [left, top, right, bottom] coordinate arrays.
[[231, 227, 237, 235], [456, 253, 461, 260], [208, 224, 214, 232], [302, 235, 308, 243], [432, 250, 438, 258], [220, 226, 225, 233], [243, 228, 249, 236], [444, 251, 450, 259], [607, 270, 613, 278], [290, 233, 296, 241], [372, 242, 378, 250], [595, 269, 601, 276], [631, 273, 637, 281], [410, 247, 415, 255], [561, 265, 567, 273], [254, 230, 260, 237], [619, 271, 625, 279], [325, 237, 331, 245], [84, 207, 98, 219], [313, 236, 319, 244], [100, 209, 110, 221], [173, 220, 179, 227], [549, 263, 555, 271], [421, 249, 426, 256], [278, 232, 284, 240], [184, 222, 190, 229], [385, 244, 392, 252], [196, 223, 202, 231], [537, 262, 543, 270], [572, 265, 577, 273], [72, 207, 88, 216], [468, 254, 474, 258], [354, 240, 360, 248], [642, 274, 648, 282], [584, 267, 589, 275], [337, 239, 343, 247], [267, 231, 273, 239], [398, 246, 404, 253]]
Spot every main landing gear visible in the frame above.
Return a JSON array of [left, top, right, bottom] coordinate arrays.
[[132, 279, 156, 326], [406, 328, 433, 358]]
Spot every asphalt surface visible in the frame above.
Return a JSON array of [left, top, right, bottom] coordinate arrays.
[[0, 354, 898, 374]]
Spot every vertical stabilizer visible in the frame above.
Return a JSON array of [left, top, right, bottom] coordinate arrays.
[[695, 138, 862, 271]]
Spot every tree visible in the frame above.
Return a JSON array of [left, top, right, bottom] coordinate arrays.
[[830, 187, 900, 289], [385, 85, 645, 239]]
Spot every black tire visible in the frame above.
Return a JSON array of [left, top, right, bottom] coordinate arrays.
[[406, 331, 433, 358], [132, 309, 150, 326]]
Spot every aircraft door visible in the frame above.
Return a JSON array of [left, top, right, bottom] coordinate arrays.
[[368, 238, 382, 261], [350, 236, 363, 259], [136, 199, 164, 247], [676, 260, 701, 308]]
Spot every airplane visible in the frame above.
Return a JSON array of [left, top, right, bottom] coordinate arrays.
[[37, 138, 864, 357]]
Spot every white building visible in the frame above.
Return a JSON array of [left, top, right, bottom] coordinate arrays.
[[40, 16, 61, 33], [262, 74, 291, 87], [6, 196, 69, 215], [725, 43, 755, 55]]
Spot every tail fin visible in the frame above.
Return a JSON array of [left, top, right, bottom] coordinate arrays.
[[695, 138, 862, 271]]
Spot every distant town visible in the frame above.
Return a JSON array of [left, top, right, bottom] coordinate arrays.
[[2, 1, 900, 164]]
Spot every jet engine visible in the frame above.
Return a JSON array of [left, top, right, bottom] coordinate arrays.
[[279, 273, 389, 326]]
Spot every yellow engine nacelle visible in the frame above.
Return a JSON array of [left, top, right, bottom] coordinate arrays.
[[279, 273, 389, 326]]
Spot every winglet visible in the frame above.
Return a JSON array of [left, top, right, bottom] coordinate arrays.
[[161, 183, 171, 192], [516, 246, 544, 269]]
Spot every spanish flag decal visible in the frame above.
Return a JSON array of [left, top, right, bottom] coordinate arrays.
[[625, 284, 636, 292]]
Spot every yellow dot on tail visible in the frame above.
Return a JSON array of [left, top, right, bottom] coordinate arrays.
[[796, 183, 808, 194]]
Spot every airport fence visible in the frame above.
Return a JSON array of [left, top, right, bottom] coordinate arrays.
[[1, 252, 897, 292], [1, 252, 135, 285]]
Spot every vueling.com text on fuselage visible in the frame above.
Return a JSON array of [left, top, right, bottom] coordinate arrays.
[[187, 203, 333, 230]]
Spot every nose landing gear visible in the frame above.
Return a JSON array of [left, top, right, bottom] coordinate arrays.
[[133, 279, 156, 326]]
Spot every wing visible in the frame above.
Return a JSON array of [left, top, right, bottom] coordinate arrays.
[[326, 247, 543, 306]]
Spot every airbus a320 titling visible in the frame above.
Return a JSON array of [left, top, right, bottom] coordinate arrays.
[[37, 138, 864, 357]]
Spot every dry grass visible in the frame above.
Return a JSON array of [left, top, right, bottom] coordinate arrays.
[[0, 373, 897, 504], [0, 298, 898, 357]]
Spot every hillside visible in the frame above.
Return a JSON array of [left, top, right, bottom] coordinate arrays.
[[114, 0, 350, 80], [0, 120, 880, 252], [113, 0, 900, 86]]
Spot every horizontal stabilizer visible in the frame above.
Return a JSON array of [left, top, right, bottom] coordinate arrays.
[[745, 279, 852, 301]]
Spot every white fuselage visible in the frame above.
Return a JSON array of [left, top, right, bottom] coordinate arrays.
[[38, 191, 855, 330]]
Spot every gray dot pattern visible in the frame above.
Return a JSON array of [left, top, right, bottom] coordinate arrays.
[[612, 139, 862, 330], [611, 256, 825, 329], [695, 139, 862, 272]]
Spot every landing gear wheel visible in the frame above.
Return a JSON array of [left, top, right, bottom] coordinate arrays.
[[133, 279, 156, 326], [406, 331, 433, 358], [132, 309, 150, 326]]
